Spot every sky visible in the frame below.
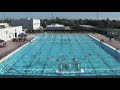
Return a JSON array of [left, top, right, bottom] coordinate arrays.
[[0, 12, 120, 20]]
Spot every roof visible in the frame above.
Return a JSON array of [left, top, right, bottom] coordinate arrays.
[[79, 25, 95, 28], [0, 23, 9, 25], [0, 23, 9, 26], [0, 26, 22, 29], [0, 23, 9, 28], [47, 24, 65, 28]]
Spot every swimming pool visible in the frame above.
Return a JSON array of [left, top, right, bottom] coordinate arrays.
[[0, 34, 120, 77]]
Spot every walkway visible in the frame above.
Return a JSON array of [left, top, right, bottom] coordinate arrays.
[[0, 36, 34, 60], [89, 33, 120, 50]]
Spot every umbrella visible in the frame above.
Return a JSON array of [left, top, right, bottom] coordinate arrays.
[[18, 33, 27, 37], [0, 39, 4, 43]]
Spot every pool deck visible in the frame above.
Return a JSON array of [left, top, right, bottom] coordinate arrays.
[[0, 36, 34, 60], [89, 33, 120, 50]]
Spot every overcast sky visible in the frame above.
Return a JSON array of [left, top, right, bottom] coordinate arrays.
[[0, 12, 120, 20]]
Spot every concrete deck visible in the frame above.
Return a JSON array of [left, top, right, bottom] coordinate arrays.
[[89, 33, 120, 50], [0, 36, 34, 60]]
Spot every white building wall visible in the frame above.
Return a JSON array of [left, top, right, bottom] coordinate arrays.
[[0, 26, 22, 41], [33, 19, 40, 30]]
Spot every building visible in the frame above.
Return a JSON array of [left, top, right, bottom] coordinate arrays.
[[46, 24, 66, 30], [65, 26, 71, 30], [10, 18, 41, 30], [0, 23, 9, 28], [79, 25, 96, 28], [0, 23, 23, 41], [70, 25, 96, 30], [79, 25, 97, 31]]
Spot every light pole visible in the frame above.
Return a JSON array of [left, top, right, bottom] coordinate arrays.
[[52, 12, 53, 21], [4, 12, 5, 21], [52, 12, 55, 28], [45, 21, 47, 29], [45, 21, 46, 26], [3, 12, 5, 22], [52, 12, 55, 32]]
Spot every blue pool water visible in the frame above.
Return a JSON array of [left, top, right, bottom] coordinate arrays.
[[0, 34, 120, 77]]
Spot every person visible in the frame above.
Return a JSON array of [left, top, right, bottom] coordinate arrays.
[[23, 37, 26, 41], [62, 58, 65, 60], [83, 53, 91, 60], [100, 39, 104, 42], [109, 34, 113, 42], [88, 53, 91, 56], [83, 56, 87, 60], [69, 52, 74, 55], [109, 36, 112, 42], [116, 48, 119, 50], [56, 59, 59, 61], [29, 40, 31, 42], [73, 58, 76, 61], [64, 64, 69, 69], [3, 42, 6, 46], [47, 57, 50, 60]]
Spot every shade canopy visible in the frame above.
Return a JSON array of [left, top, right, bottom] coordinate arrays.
[[18, 33, 27, 37]]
